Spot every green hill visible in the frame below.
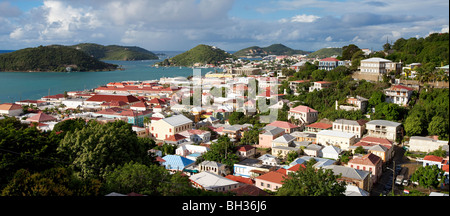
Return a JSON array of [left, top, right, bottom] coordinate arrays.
[[308, 47, 343, 59], [0, 45, 118, 72], [71, 43, 158, 61], [234, 43, 310, 57], [159, 44, 234, 66]]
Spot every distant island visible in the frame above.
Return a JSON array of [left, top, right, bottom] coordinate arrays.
[[307, 47, 343, 59], [233, 43, 310, 57], [70, 43, 159, 61], [0, 45, 118, 72], [157, 44, 235, 67]]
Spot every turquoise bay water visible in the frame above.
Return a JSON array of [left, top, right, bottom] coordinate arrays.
[[0, 60, 217, 103]]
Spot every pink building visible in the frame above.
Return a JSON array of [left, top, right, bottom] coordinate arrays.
[[267, 121, 300, 134], [258, 126, 285, 148], [288, 105, 318, 125], [347, 153, 382, 184]]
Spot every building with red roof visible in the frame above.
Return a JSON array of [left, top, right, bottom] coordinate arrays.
[[318, 57, 343, 71], [347, 153, 382, 184], [288, 105, 318, 125], [236, 145, 256, 159], [93, 107, 152, 127], [0, 103, 23, 116], [86, 94, 140, 105], [305, 122, 332, 133], [384, 84, 414, 106], [267, 120, 300, 133], [26, 112, 57, 123], [254, 169, 288, 192]]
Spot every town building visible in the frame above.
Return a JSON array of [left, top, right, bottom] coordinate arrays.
[[408, 136, 449, 153], [258, 126, 286, 148], [332, 119, 367, 138], [323, 165, 371, 191], [189, 171, 240, 192], [0, 103, 23, 116], [150, 115, 193, 140], [254, 169, 287, 192], [316, 130, 357, 150], [318, 57, 345, 71], [288, 105, 318, 125], [384, 85, 414, 106], [365, 120, 402, 142], [309, 81, 332, 92], [347, 153, 383, 184]]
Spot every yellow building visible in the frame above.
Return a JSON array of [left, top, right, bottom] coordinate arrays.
[[150, 115, 193, 140]]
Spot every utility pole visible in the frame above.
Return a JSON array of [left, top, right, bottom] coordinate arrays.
[[392, 161, 396, 195]]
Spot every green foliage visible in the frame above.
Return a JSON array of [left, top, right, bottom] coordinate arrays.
[[71, 43, 158, 61], [307, 47, 343, 59], [201, 136, 239, 168], [276, 164, 346, 196], [239, 126, 260, 146], [341, 44, 361, 60], [427, 116, 449, 140], [0, 117, 61, 187], [411, 165, 446, 190], [386, 33, 449, 66], [1, 168, 101, 196], [160, 44, 234, 66], [234, 43, 309, 57], [0, 45, 118, 72], [404, 115, 425, 136], [57, 120, 154, 180]]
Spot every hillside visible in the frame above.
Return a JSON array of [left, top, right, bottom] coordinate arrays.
[[158, 44, 234, 66], [385, 33, 449, 66], [71, 43, 158, 61], [234, 43, 310, 57], [308, 47, 343, 59], [0, 45, 118, 72]]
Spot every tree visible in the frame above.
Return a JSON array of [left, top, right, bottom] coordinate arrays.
[[368, 91, 385, 108], [239, 126, 260, 146], [427, 116, 449, 140], [276, 164, 346, 196], [342, 44, 361, 60], [404, 115, 425, 136], [1, 168, 101, 196], [202, 136, 239, 168], [410, 165, 446, 192], [286, 151, 298, 164], [57, 120, 154, 180]]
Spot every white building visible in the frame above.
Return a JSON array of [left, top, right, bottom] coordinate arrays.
[[408, 136, 449, 153], [316, 130, 357, 150], [384, 85, 414, 106], [365, 120, 402, 142]]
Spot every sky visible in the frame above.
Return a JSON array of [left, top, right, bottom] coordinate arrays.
[[0, 0, 448, 52]]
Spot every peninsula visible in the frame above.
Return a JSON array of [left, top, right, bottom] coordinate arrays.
[[157, 44, 235, 67], [0, 45, 118, 72], [70, 43, 159, 61]]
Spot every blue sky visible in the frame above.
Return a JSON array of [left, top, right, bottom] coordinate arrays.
[[0, 0, 448, 51]]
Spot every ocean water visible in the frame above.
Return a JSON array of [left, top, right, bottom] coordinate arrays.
[[0, 58, 219, 103]]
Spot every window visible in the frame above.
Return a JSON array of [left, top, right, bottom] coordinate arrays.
[[261, 182, 264, 186]]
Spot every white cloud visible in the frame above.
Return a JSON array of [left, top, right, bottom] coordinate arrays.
[[291, 14, 320, 23], [325, 36, 333, 42]]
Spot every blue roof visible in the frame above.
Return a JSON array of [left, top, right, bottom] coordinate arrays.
[[161, 155, 195, 171]]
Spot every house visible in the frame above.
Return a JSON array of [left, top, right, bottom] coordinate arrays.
[[198, 160, 227, 176], [236, 145, 256, 159], [289, 80, 309, 93], [271, 134, 301, 159], [175, 144, 209, 157], [351, 136, 394, 162], [254, 169, 287, 192], [290, 156, 336, 169], [318, 57, 342, 71], [332, 119, 367, 138], [323, 165, 371, 191], [165, 134, 188, 145], [316, 130, 356, 150], [344, 185, 370, 196], [258, 154, 281, 166], [320, 145, 342, 160], [303, 144, 323, 157], [288, 105, 318, 125], [309, 81, 332, 92], [422, 155, 446, 168], [384, 85, 414, 106], [161, 155, 195, 173], [0, 103, 23, 116], [304, 122, 332, 133], [359, 57, 401, 75], [335, 96, 368, 112], [86, 94, 140, 106], [93, 108, 152, 127], [229, 184, 270, 196], [179, 129, 211, 144], [26, 112, 57, 123], [233, 158, 273, 178], [408, 136, 449, 153], [258, 126, 285, 148], [365, 120, 402, 142], [347, 153, 383, 184], [290, 131, 316, 143], [150, 115, 193, 140], [189, 171, 241, 192], [267, 120, 300, 134]]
